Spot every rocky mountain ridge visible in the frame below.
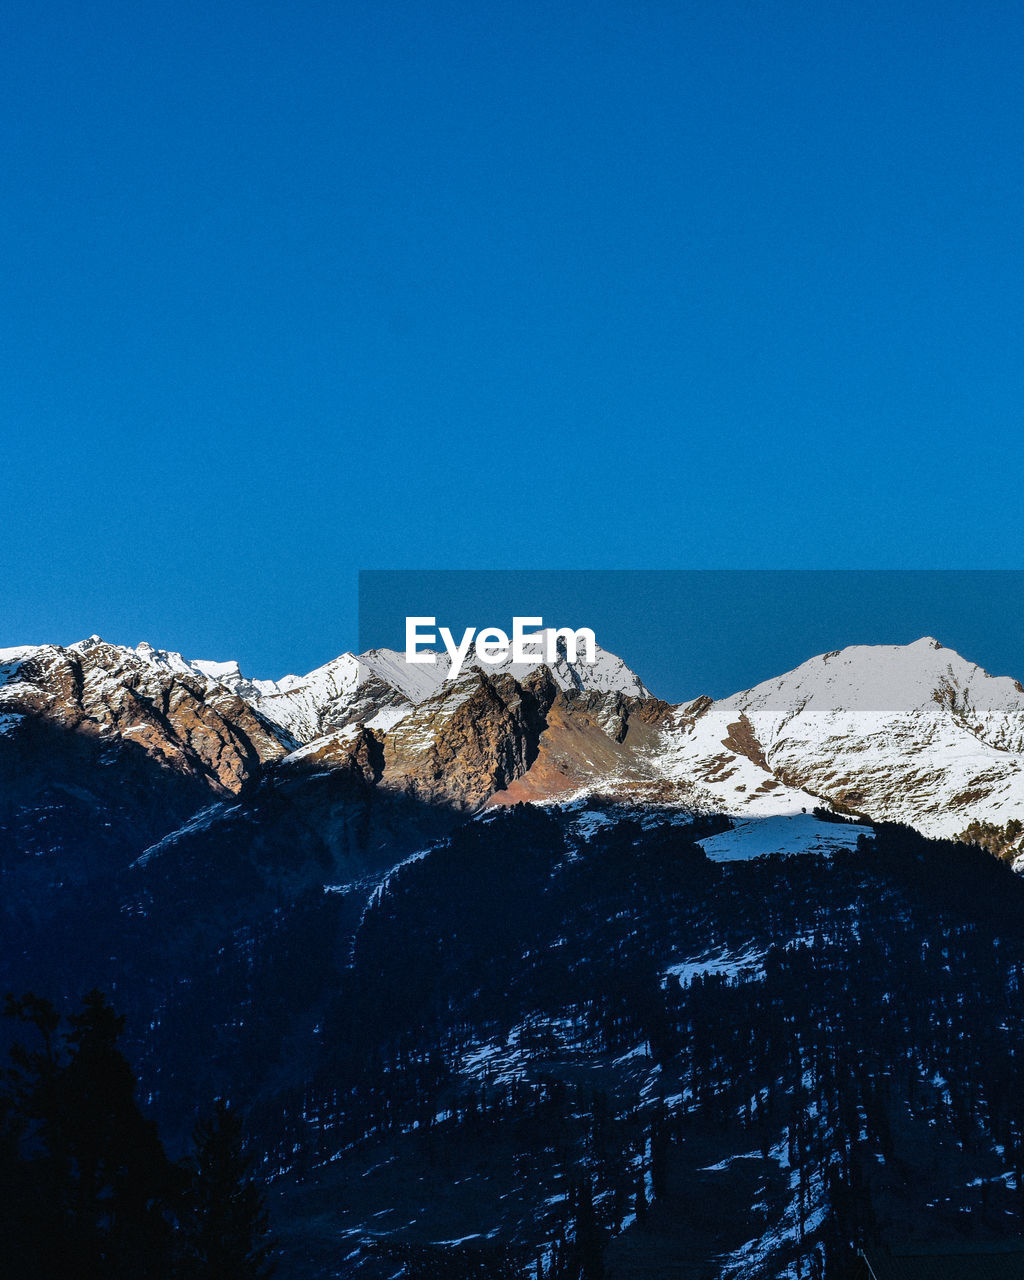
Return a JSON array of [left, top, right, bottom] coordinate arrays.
[[5, 632, 1024, 875]]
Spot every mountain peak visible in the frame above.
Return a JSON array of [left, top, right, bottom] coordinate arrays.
[[6, 628, 1024, 848], [189, 637, 650, 745], [727, 636, 1004, 717], [682, 637, 1024, 836]]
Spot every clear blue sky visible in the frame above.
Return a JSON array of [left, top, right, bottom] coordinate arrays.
[[3, 0, 1023, 679]]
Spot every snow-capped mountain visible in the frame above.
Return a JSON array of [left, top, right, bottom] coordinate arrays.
[[0, 634, 287, 788], [6, 630, 1024, 864], [128, 631, 650, 745], [216, 650, 437, 743], [0, 632, 653, 877], [0, 635, 289, 876], [482, 636, 1024, 850], [647, 637, 1024, 840]]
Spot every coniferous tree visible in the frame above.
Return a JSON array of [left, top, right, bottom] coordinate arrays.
[[1, 990, 177, 1279], [184, 1099, 276, 1279]]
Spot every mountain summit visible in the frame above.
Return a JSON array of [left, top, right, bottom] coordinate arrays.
[[656, 636, 1024, 839], [3, 633, 1024, 864]]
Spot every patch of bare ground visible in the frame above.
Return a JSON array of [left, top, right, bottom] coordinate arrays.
[[721, 713, 770, 772]]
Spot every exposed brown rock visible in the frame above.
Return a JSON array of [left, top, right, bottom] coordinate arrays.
[[0, 640, 291, 878], [489, 689, 666, 807], [379, 668, 557, 812], [722, 713, 771, 772], [3, 640, 287, 793]]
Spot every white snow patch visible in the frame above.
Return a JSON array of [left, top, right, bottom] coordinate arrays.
[[134, 803, 238, 865], [0, 711, 24, 735], [665, 950, 766, 986], [698, 813, 870, 863]]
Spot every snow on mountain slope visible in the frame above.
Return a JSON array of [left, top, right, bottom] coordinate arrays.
[[0, 645, 40, 735], [170, 634, 650, 745], [11, 630, 1024, 848], [640, 695, 823, 819], [357, 648, 453, 701], [697, 813, 871, 862], [653, 638, 1024, 838], [0, 644, 40, 680], [465, 630, 651, 698], [230, 653, 413, 742]]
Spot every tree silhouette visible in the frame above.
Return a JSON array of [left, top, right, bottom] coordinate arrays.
[[184, 1098, 276, 1279], [1, 990, 177, 1278]]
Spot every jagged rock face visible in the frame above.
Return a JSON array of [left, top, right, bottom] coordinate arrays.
[[222, 637, 651, 745], [489, 690, 671, 807], [381, 668, 559, 811], [130, 669, 660, 897], [1, 638, 287, 789], [127, 666, 648, 900], [0, 638, 288, 877]]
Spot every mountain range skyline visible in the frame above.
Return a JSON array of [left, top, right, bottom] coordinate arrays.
[[6, 626, 1024, 852], [13, 566, 1024, 706]]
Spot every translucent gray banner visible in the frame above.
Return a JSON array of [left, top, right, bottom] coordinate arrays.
[[358, 569, 1024, 705]]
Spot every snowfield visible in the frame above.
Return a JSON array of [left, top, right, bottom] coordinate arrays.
[[697, 814, 871, 862]]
